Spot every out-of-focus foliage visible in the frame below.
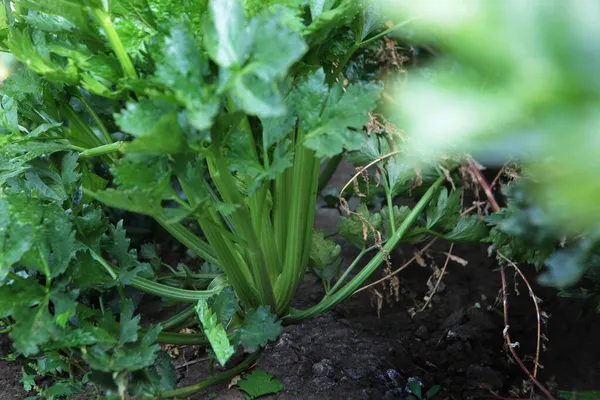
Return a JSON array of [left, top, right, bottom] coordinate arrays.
[[378, 0, 600, 288], [380, 0, 600, 232]]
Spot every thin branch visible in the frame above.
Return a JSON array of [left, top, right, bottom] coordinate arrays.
[[500, 266, 556, 400], [418, 243, 454, 312], [353, 239, 437, 295], [352, 202, 483, 296], [468, 160, 500, 213], [498, 252, 543, 386], [339, 150, 400, 202]]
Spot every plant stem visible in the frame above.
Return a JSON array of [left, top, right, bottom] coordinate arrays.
[[76, 93, 113, 144], [79, 141, 124, 158], [160, 306, 196, 331], [159, 353, 260, 398], [90, 9, 138, 79], [154, 216, 219, 266], [359, 18, 418, 47], [318, 154, 342, 193], [381, 173, 396, 235], [155, 331, 209, 346], [90, 249, 224, 302], [283, 175, 445, 323], [327, 44, 359, 85], [326, 246, 377, 296]]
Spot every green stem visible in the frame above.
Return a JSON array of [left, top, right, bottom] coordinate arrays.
[[359, 18, 418, 47], [90, 249, 224, 302], [326, 245, 377, 296], [381, 173, 396, 235], [283, 175, 445, 323], [76, 93, 113, 144], [155, 331, 208, 345], [327, 44, 359, 85], [90, 9, 138, 79], [159, 353, 260, 398], [160, 306, 196, 331], [318, 154, 342, 193], [156, 273, 221, 282], [154, 216, 219, 266], [79, 141, 124, 158], [130, 276, 224, 302]]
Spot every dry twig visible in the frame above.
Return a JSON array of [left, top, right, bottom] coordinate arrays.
[[418, 243, 454, 312]]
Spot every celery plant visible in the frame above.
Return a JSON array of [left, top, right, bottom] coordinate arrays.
[[0, 0, 487, 397]]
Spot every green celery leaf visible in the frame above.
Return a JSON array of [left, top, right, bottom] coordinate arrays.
[[87, 188, 164, 216], [83, 325, 161, 372], [309, 231, 341, 269], [115, 99, 184, 153], [155, 21, 219, 130], [0, 277, 45, 318], [113, 18, 154, 58], [228, 130, 294, 193], [11, 302, 58, 356], [260, 111, 296, 149], [209, 287, 238, 327], [293, 69, 382, 157], [230, 73, 286, 118], [22, 12, 77, 32], [44, 207, 76, 277], [0, 194, 42, 279], [381, 205, 411, 239], [195, 298, 235, 366], [339, 203, 382, 249], [443, 215, 488, 242], [249, 12, 306, 81], [239, 306, 282, 353], [74, 205, 108, 250], [49, 285, 79, 328], [387, 156, 418, 196], [0, 95, 19, 134], [304, 0, 360, 45], [205, 0, 254, 69], [147, 351, 177, 391], [120, 299, 141, 345], [238, 369, 284, 399], [425, 187, 461, 231]]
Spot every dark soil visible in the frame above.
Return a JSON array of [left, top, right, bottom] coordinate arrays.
[[173, 241, 600, 400], [2, 244, 599, 400]]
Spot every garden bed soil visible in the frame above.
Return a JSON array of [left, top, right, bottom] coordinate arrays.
[[2, 242, 598, 399]]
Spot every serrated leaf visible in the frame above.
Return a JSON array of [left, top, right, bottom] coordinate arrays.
[[155, 21, 219, 130], [205, 0, 254, 69], [115, 99, 184, 154], [239, 306, 282, 353], [309, 231, 341, 269], [238, 369, 284, 399], [250, 12, 306, 81], [11, 302, 58, 356], [209, 287, 238, 327], [0, 277, 45, 318], [339, 203, 382, 249], [228, 131, 293, 193], [120, 299, 141, 345], [426, 187, 461, 231], [0, 194, 43, 279], [149, 351, 177, 391], [443, 215, 488, 242], [381, 205, 411, 239], [260, 111, 296, 149], [195, 298, 234, 366], [293, 69, 382, 158], [0, 95, 19, 134]]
